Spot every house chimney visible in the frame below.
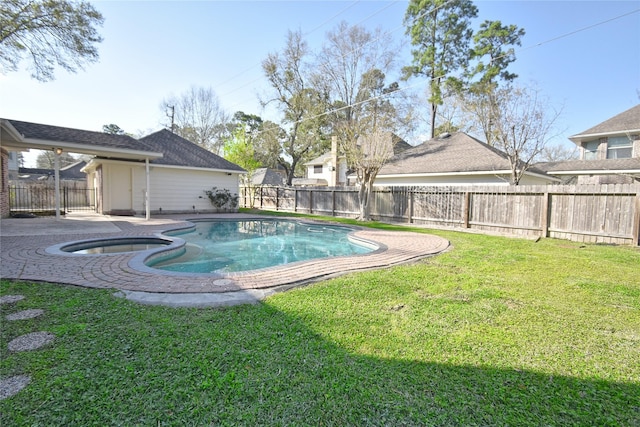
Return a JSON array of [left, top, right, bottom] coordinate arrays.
[[331, 135, 338, 187]]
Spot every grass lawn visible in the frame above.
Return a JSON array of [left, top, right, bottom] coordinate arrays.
[[1, 215, 639, 426]]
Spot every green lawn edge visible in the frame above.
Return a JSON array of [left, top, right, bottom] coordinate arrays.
[[1, 210, 639, 425]]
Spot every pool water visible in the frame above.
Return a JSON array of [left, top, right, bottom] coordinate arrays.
[[148, 220, 374, 273]]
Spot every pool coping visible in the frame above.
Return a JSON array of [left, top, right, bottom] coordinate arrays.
[[1, 213, 450, 307]]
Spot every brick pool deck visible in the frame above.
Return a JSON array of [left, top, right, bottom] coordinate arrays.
[[1, 213, 449, 303]]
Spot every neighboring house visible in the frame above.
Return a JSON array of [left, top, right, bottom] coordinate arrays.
[[12, 161, 88, 183], [374, 132, 558, 186], [250, 168, 285, 186], [300, 151, 346, 187], [0, 119, 245, 218], [535, 105, 640, 184], [302, 133, 412, 187]]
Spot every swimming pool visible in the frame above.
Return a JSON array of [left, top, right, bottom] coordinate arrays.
[[147, 219, 376, 273]]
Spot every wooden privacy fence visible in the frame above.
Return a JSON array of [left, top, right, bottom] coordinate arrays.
[[241, 184, 640, 245]]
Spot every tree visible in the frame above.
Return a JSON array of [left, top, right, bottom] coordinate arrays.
[[463, 20, 525, 145], [468, 20, 524, 87], [252, 119, 287, 171], [403, 0, 478, 139], [161, 86, 230, 155], [228, 112, 286, 171], [538, 143, 579, 162], [343, 70, 406, 220], [489, 84, 562, 185], [316, 22, 406, 220], [102, 124, 124, 135], [315, 21, 396, 127], [36, 150, 77, 169], [223, 125, 261, 208], [261, 30, 330, 185], [0, 0, 104, 81]]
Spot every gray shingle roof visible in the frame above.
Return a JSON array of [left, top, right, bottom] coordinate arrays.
[[306, 152, 334, 166], [8, 119, 144, 150], [18, 161, 88, 180], [6, 119, 245, 172], [379, 132, 544, 175], [535, 158, 640, 173], [252, 168, 284, 186], [570, 104, 640, 139], [140, 129, 245, 171]]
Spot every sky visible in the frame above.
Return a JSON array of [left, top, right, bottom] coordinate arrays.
[[1, 0, 639, 167]]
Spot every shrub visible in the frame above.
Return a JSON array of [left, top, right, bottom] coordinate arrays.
[[204, 187, 238, 210]]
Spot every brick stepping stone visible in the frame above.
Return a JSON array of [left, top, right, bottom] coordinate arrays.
[[0, 375, 31, 400], [6, 309, 44, 321], [0, 295, 25, 304], [8, 331, 55, 352]]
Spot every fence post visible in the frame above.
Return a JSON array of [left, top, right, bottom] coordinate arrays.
[[541, 192, 551, 238], [633, 192, 640, 246], [309, 189, 313, 214], [463, 191, 471, 228], [294, 187, 298, 212], [260, 186, 263, 209], [408, 188, 414, 223], [276, 187, 279, 210]]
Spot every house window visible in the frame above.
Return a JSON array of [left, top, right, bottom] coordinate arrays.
[[583, 140, 599, 160], [313, 165, 323, 174], [606, 136, 633, 159]]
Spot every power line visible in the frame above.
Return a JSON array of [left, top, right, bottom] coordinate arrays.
[[521, 7, 640, 52]]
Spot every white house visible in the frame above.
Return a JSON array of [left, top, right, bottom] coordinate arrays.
[[0, 119, 245, 218], [302, 133, 412, 187], [535, 104, 640, 184]]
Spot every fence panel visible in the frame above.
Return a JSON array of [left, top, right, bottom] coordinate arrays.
[[411, 187, 464, 226], [9, 185, 96, 214], [334, 189, 359, 217], [469, 189, 543, 236], [548, 184, 638, 244], [311, 189, 334, 215], [240, 184, 640, 245], [295, 189, 312, 213]]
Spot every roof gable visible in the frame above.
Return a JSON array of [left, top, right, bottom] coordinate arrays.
[[252, 168, 284, 186], [140, 129, 245, 172], [379, 132, 520, 175], [570, 104, 640, 141]]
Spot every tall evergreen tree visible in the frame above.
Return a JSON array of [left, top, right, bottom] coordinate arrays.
[[403, 0, 478, 138]]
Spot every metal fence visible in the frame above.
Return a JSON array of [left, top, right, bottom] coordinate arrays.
[[8, 185, 97, 214], [241, 184, 640, 246]]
